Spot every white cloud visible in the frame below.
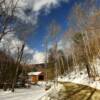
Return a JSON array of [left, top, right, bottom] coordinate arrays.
[[34, 0, 69, 12], [0, 0, 70, 64], [8, 0, 69, 24], [32, 51, 45, 64], [47, 39, 72, 56], [18, 0, 68, 11], [58, 40, 71, 50], [3, 0, 69, 24], [33, 0, 58, 12], [0, 33, 45, 64]]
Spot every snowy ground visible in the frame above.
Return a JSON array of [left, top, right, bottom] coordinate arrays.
[[41, 69, 100, 100], [58, 68, 100, 90], [41, 60, 100, 99], [1, 60, 100, 100], [0, 82, 47, 100], [41, 83, 65, 100], [57, 59, 100, 90]]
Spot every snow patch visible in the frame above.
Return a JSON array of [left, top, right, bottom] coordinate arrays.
[[58, 64, 100, 90]]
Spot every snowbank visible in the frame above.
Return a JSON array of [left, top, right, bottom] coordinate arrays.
[[58, 67, 100, 90], [41, 83, 65, 100], [41, 60, 100, 100]]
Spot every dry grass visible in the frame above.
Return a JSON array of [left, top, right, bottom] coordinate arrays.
[[46, 82, 100, 100]]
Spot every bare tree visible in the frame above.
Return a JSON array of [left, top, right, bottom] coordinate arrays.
[[48, 21, 61, 85], [64, 0, 100, 78], [11, 21, 36, 92], [0, 0, 20, 41]]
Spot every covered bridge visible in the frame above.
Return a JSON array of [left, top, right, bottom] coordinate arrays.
[[28, 72, 45, 84]]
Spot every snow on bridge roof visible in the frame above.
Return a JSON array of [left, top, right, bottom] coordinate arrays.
[[28, 72, 42, 76]]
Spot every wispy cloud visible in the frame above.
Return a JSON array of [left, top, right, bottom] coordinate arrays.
[[13, 0, 69, 24], [0, 0, 69, 64], [32, 51, 45, 64], [0, 33, 45, 64]]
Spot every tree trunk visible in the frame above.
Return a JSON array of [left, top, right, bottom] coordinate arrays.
[[86, 63, 91, 78], [12, 43, 25, 92]]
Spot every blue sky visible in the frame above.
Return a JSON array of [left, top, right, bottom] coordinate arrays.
[[12, 0, 100, 64], [1, 0, 99, 64], [27, 0, 82, 52], [1, 0, 80, 64]]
